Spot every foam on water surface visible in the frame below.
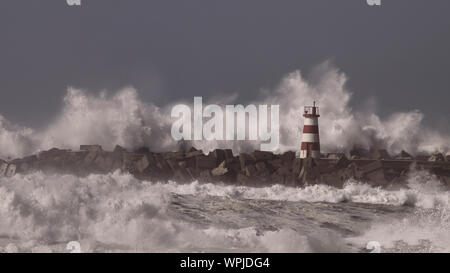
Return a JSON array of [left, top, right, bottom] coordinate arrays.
[[0, 169, 448, 253]]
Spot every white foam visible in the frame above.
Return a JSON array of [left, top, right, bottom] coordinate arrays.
[[0, 169, 448, 252], [159, 170, 449, 209], [1, 62, 449, 159], [0, 171, 320, 252], [348, 207, 450, 253]]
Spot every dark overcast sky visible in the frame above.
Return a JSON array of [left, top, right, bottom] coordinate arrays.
[[1, 0, 449, 130]]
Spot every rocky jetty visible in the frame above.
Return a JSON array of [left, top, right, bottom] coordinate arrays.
[[1, 145, 450, 188]]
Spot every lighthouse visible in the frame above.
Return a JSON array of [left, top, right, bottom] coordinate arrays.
[[300, 101, 321, 158]]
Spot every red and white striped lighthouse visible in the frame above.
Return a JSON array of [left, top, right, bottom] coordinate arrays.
[[300, 101, 321, 158]]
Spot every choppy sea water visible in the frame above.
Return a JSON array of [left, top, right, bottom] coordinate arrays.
[[0, 170, 448, 253]]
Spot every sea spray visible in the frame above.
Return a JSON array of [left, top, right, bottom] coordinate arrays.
[[1, 63, 449, 159]]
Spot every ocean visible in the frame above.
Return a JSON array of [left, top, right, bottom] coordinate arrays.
[[0, 169, 448, 253]]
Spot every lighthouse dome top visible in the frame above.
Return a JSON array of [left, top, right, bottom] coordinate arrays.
[[303, 101, 320, 118]]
